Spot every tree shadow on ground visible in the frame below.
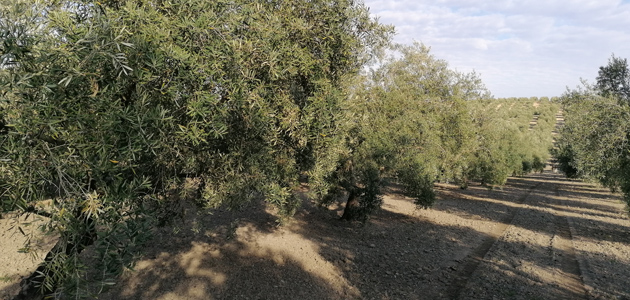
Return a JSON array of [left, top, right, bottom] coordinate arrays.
[[84, 188, 525, 299], [97, 239, 345, 300], [432, 172, 630, 245], [0, 282, 22, 300], [300, 172, 629, 299], [458, 235, 630, 300], [92, 197, 353, 300], [292, 204, 483, 299], [290, 188, 603, 299], [6, 170, 629, 300]]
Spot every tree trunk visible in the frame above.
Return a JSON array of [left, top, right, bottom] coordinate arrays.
[[340, 188, 361, 221]]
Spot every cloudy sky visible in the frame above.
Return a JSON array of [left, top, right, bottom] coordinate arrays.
[[363, 0, 630, 98]]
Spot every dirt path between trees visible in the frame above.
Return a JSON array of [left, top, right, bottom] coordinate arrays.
[[81, 171, 626, 300], [2, 170, 629, 300]]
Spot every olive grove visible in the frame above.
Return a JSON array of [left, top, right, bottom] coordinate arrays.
[[0, 0, 559, 298]]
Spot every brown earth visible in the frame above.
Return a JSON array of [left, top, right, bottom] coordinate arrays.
[[91, 171, 630, 300], [5, 169, 629, 300], [0, 214, 56, 300]]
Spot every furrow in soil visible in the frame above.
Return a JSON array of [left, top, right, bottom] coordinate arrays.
[[457, 174, 588, 300], [447, 182, 541, 299]]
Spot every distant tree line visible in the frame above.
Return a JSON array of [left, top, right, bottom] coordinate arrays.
[[0, 0, 558, 298]]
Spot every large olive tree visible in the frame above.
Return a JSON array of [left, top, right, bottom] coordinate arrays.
[[556, 56, 630, 206], [596, 54, 630, 103], [556, 85, 630, 204], [0, 0, 392, 297]]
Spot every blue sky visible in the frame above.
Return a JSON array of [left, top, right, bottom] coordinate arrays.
[[363, 0, 630, 98]]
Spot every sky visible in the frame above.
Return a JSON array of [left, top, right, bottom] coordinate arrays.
[[363, 0, 630, 98]]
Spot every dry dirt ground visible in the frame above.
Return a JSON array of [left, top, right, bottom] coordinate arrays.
[[0, 213, 56, 300], [3, 168, 629, 300]]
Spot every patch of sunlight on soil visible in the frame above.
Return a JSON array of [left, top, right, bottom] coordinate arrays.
[[0, 213, 57, 300], [237, 224, 360, 297]]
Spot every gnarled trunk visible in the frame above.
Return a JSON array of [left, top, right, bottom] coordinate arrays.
[[340, 188, 360, 221]]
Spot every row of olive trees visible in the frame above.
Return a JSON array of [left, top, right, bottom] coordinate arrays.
[[0, 0, 558, 298], [499, 96, 561, 103], [554, 55, 630, 205], [319, 43, 560, 220], [465, 97, 558, 186], [315, 43, 490, 220]]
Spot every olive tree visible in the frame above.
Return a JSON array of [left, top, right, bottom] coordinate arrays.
[[466, 97, 558, 186], [596, 54, 630, 103], [0, 0, 392, 297], [556, 85, 630, 204], [556, 56, 630, 206], [316, 43, 488, 220]]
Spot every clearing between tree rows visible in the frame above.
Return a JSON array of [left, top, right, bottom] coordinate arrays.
[[2, 162, 629, 299]]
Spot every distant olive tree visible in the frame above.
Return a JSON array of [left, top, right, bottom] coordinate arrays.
[[467, 97, 558, 186], [596, 54, 630, 103]]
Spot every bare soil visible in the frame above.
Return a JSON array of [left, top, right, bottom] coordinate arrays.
[[90, 171, 629, 300], [0, 214, 56, 300], [2, 170, 629, 300]]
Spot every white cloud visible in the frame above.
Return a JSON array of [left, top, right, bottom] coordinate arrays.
[[364, 0, 630, 97]]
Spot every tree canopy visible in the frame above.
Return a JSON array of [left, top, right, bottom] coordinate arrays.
[[596, 54, 630, 103], [555, 55, 630, 206], [1, 0, 392, 296], [555, 83, 630, 204]]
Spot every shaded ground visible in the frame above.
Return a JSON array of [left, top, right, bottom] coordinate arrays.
[[34, 171, 627, 299], [2, 170, 629, 299]]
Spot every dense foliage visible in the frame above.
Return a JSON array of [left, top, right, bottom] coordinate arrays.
[[555, 80, 630, 205], [596, 55, 630, 103], [315, 43, 489, 220], [1, 0, 558, 298], [467, 97, 558, 186], [554, 54, 630, 206], [316, 43, 559, 220], [1, 0, 391, 296]]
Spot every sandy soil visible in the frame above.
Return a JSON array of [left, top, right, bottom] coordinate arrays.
[[0, 213, 56, 300]]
